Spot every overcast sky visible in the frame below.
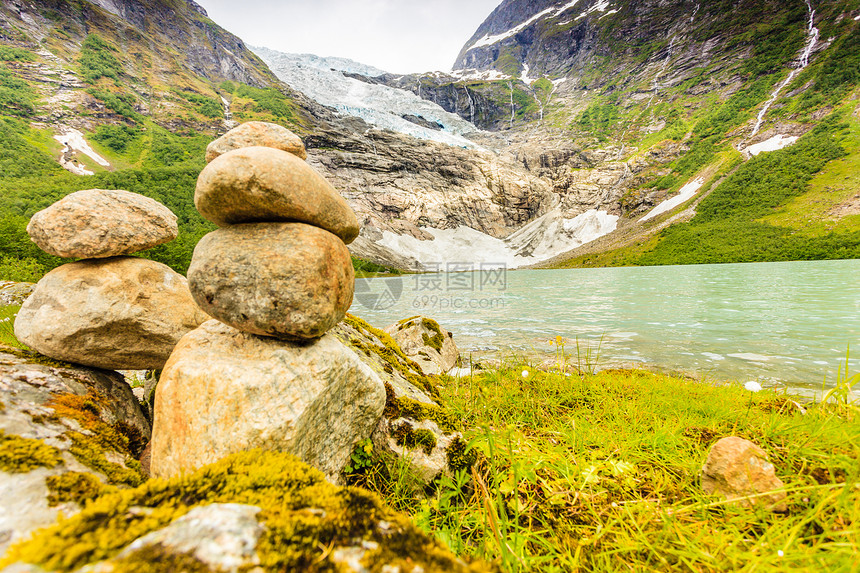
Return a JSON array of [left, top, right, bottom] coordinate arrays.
[[195, 0, 502, 74]]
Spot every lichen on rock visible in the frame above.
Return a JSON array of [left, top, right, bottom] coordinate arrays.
[[2, 450, 487, 573]]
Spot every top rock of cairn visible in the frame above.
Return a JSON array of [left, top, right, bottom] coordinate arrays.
[[205, 121, 308, 162]]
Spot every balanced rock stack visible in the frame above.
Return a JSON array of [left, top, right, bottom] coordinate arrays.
[[14, 189, 208, 370], [151, 122, 386, 481]]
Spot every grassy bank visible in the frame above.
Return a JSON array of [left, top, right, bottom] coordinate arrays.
[[355, 355, 859, 571]]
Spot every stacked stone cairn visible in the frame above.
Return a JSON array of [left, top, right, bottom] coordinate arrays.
[[14, 189, 208, 370], [150, 122, 387, 481]]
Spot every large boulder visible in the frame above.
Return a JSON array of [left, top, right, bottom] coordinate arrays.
[[384, 315, 459, 375], [150, 320, 386, 481], [332, 315, 476, 486], [25, 189, 178, 259], [14, 257, 209, 370], [701, 436, 787, 510], [0, 348, 150, 555], [1, 451, 486, 572], [205, 121, 308, 162], [195, 146, 360, 244], [188, 222, 354, 340]]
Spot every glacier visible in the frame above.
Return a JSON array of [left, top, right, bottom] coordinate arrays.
[[253, 47, 482, 149], [378, 209, 619, 270]]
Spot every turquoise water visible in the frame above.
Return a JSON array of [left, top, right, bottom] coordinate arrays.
[[349, 259, 860, 396]]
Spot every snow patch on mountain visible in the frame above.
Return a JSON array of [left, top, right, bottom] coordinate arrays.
[[746, 135, 799, 156], [378, 209, 618, 269], [465, 0, 588, 52], [254, 48, 481, 149], [450, 69, 511, 81], [54, 126, 110, 176], [640, 178, 704, 222]]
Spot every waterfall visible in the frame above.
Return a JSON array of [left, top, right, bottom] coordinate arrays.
[[463, 86, 475, 125], [750, 0, 819, 137], [508, 81, 515, 128]]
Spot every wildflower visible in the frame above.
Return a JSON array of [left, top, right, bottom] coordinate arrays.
[[522, 369, 529, 378], [777, 550, 784, 557], [744, 381, 763, 392]]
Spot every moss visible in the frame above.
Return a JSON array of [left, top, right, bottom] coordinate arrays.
[[392, 396, 458, 434], [45, 471, 106, 507], [343, 313, 440, 400], [2, 450, 483, 573], [446, 436, 478, 474], [109, 546, 212, 573], [43, 392, 146, 486], [67, 432, 145, 488], [392, 422, 438, 455], [0, 429, 63, 473]]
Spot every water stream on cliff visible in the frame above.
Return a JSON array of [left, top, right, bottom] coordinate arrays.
[[350, 259, 860, 397]]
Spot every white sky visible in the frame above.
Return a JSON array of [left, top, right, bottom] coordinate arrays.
[[195, 0, 502, 74]]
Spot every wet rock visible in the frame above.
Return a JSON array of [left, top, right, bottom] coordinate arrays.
[[384, 316, 459, 375], [205, 121, 307, 162], [150, 320, 385, 481], [188, 223, 354, 340], [195, 146, 360, 244], [0, 349, 150, 555], [701, 436, 787, 510], [14, 257, 209, 370], [25, 190, 178, 259]]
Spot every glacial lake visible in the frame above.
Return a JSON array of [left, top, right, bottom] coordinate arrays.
[[349, 259, 860, 398]]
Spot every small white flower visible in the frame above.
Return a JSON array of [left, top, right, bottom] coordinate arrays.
[[745, 381, 763, 392], [522, 369, 529, 378], [777, 550, 784, 557]]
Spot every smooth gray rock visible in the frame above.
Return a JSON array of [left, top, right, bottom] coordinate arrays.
[[26, 189, 178, 259]]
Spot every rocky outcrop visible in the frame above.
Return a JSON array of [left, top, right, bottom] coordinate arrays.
[[0, 348, 150, 555], [188, 223, 354, 339], [701, 436, 787, 510], [384, 316, 460, 376], [25, 189, 178, 259], [150, 320, 385, 482], [2, 450, 487, 572], [305, 119, 555, 244], [14, 257, 208, 370]]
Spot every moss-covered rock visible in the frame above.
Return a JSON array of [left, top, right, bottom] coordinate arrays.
[[1, 450, 489, 573], [0, 348, 150, 553], [333, 315, 476, 488], [384, 315, 459, 376]]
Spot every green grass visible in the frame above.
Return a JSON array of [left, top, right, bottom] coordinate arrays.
[[357, 354, 859, 571]]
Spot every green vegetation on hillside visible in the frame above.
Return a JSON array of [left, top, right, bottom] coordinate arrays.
[[79, 34, 123, 84], [634, 114, 860, 265]]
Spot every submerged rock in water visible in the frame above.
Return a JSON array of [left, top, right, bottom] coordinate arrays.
[[188, 223, 354, 340], [205, 120, 308, 162], [25, 189, 178, 259], [14, 257, 208, 370], [701, 436, 787, 510], [150, 320, 385, 481], [195, 146, 359, 243], [0, 349, 150, 555], [384, 315, 459, 375]]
